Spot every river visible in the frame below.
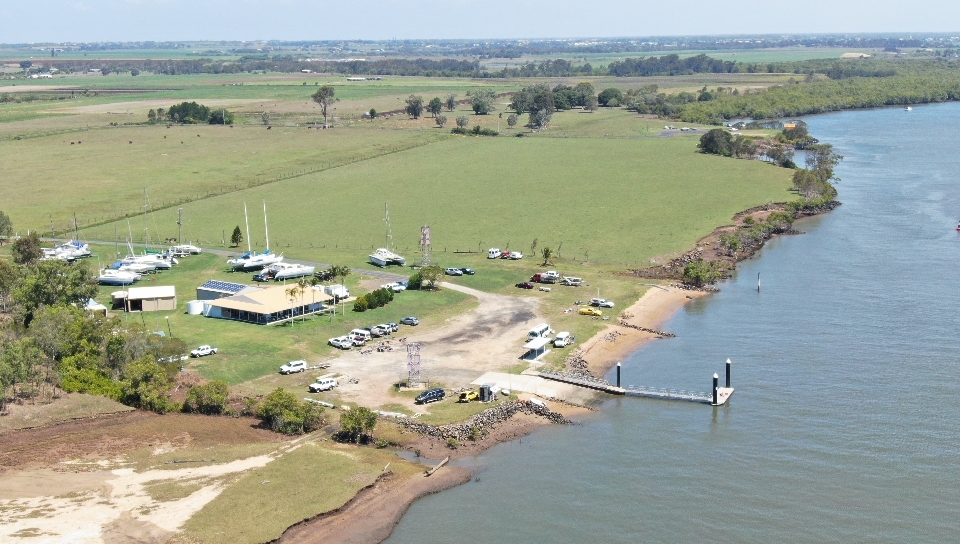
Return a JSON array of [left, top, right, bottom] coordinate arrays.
[[386, 103, 960, 543]]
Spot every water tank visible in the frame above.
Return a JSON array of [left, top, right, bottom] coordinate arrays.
[[186, 300, 205, 315]]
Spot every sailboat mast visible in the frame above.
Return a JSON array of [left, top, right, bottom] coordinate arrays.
[[243, 203, 252, 253], [263, 200, 270, 253], [384, 203, 393, 250], [73, 213, 79, 241]]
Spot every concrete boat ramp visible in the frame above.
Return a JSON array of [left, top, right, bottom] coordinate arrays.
[[473, 359, 736, 407]]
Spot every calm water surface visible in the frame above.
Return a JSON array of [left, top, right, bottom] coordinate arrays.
[[387, 103, 960, 543]]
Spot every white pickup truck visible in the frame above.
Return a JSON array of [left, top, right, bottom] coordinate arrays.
[[190, 345, 218, 358], [280, 360, 308, 374]]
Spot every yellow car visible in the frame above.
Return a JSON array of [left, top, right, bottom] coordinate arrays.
[[458, 390, 479, 403], [579, 307, 603, 317]]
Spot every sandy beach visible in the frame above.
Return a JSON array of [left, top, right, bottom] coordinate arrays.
[[578, 285, 709, 378]]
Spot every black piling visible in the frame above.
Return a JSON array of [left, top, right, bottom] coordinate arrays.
[[725, 358, 731, 388], [712, 373, 719, 405], [616, 362, 621, 388]]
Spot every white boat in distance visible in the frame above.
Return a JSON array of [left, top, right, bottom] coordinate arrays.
[[42, 240, 92, 262], [98, 268, 140, 285], [369, 248, 405, 267], [267, 262, 316, 281]]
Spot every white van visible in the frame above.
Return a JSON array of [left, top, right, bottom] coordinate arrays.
[[553, 332, 574, 347], [350, 329, 372, 341], [488, 248, 502, 259], [528, 323, 552, 339], [561, 276, 583, 286], [309, 378, 338, 393]]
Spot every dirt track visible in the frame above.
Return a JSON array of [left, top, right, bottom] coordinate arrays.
[[327, 282, 541, 409]]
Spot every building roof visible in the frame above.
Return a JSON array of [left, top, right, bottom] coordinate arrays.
[[209, 284, 332, 314], [127, 286, 176, 300], [198, 279, 252, 295], [523, 337, 552, 351]]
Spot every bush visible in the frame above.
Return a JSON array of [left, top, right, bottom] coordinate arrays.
[[338, 407, 378, 443], [256, 388, 326, 434], [353, 297, 369, 312], [451, 126, 498, 136], [183, 380, 230, 415], [682, 259, 726, 287], [447, 437, 460, 449], [120, 358, 177, 413], [208, 109, 234, 125], [167, 101, 210, 124], [408, 272, 423, 290]]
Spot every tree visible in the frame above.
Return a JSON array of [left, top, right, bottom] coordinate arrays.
[[100, 66, 110, 76], [230, 226, 243, 247], [147, 109, 157, 124], [19, 60, 32, 69], [541, 247, 553, 266], [130, 68, 140, 76], [329, 265, 351, 315], [12, 232, 42, 265], [208, 109, 234, 125], [156, 107, 165, 122], [311, 86, 339, 128], [261, 112, 270, 125], [455, 116, 469, 128], [507, 114, 518, 127], [597, 88, 623, 107], [120, 358, 174, 413], [339, 406, 378, 442], [805, 143, 843, 182], [12, 260, 98, 326], [167, 101, 210, 124], [572, 82, 596, 107], [0, 210, 12, 244], [419, 265, 443, 290], [435, 115, 447, 127], [682, 259, 725, 287], [405, 95, 424, 119], [445, 94, 457, 111], [256, 388, 326, 434], [471, 88, 497, 115], [698, 129, 734, 156], [428, 97, 443, 117], [582, 94, 598, 112], [528, 109, 552, 130], [368, 108, 377, 119]]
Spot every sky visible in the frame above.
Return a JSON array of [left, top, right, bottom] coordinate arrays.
[[1, 0, 958, 43]]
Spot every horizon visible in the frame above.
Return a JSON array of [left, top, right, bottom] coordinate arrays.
[[2, 0, 960, 43]]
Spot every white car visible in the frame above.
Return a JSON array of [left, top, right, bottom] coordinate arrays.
[[308, 378, 338, 393], [444, 268, 463, 276], [508, 252, 523, 260], [590, 298, 615, 308], [280, 360, 308, 374], [553, 332, 575, 347], [329, 336, 353, 349], [381, 282, 406, 292], [190, 345, 218, 358]]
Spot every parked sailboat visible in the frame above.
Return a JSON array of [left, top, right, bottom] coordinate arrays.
[[369, 203, 406, 267], [228, 201, 283, 271]]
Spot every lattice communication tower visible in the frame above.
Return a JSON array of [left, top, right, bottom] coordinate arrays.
[[406, 342, 422, 385], [420, 225, 431, 267]]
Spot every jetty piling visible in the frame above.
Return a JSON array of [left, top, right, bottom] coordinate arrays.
[[712, 374, 719, 405], [726, 358, 732, 388], [616, 362, 621, 388]]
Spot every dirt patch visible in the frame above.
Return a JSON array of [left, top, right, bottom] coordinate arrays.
[[0, 392, 133, 435], [316, 282, 542, 411], [0, 412, 283, 474]]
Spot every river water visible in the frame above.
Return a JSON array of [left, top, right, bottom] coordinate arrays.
[[387, 103, 960, 543]]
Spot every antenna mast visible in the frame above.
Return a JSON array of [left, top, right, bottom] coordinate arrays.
[[177, 208, 183, 244]]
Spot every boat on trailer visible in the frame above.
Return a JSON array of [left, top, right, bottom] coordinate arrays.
[[369, 248, 405, 267]]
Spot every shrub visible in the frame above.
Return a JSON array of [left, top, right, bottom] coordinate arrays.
[[447, 437, 460, 449], [120, 358, 177, 413], [338, 407, 378, 443], [183, 380, 230, 415], [353, 297, 369, 312], [256, 388, 326, 434], [682, 259, 726, 287], [408, 272, 423, 290]]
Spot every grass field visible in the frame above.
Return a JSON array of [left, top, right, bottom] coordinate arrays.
[[72, 120, 791, 266], [180, 441, 418, 544]]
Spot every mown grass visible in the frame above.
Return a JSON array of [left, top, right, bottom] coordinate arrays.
[[86, 248, 475, 385], [180, 441, 419, 544]]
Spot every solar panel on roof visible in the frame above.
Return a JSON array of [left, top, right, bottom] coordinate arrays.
[[199, 280, 246, 294]]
